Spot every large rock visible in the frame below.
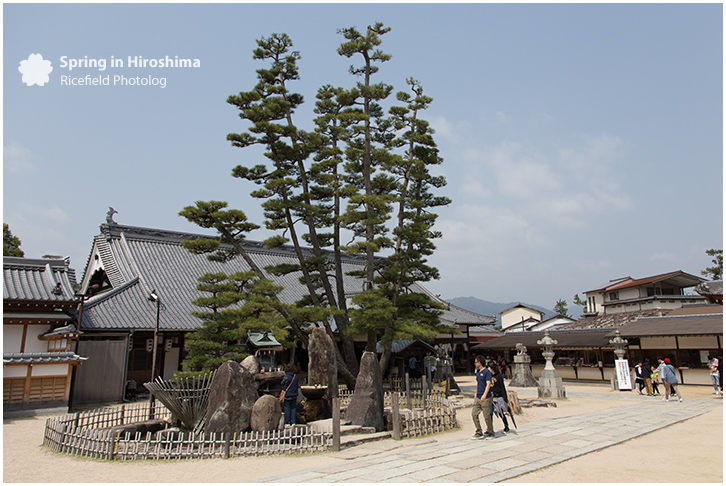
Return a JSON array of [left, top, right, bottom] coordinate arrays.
[[307, 327, 338, 399], [250, 394, 282, 432], [344, 351, 384, 431], [204, 361, 259, 434], [240, 355, 259, 375]]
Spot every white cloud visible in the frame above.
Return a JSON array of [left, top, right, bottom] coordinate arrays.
[[4, 142, 36, 173], [495, 111, 511, 123], [650, 251, 678, 262]]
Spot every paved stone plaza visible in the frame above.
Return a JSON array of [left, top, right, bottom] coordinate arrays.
[[255, 389, 722, 483]]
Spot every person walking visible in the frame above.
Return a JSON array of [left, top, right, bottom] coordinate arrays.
[[489, 361, 511, 433], [471, 355, 495, 439], [280, 363, 299, 426], [660, 358, 682, 402], [707, 355, 721, 395], [650, 362, 661, 396]]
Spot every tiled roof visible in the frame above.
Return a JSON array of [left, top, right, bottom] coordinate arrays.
[[3, 351, 88, 364], [472, 329, 616, 350], [611, 314, 723, 337], [3, 257, 78, 302], [558, 309, 666, 330], [80, 224, 492, 332], [376, 339, 437, 354]]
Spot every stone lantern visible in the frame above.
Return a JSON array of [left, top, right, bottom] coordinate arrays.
[[609, 330, 631, 391], [536, 329, 566, 399]]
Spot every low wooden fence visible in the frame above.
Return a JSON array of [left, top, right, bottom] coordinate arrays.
[[44, 402, 331, 460]]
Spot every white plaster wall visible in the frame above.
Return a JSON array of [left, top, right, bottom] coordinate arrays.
[[3, 326, 24, 352], [24, 325, 51, 353], [640, 336, 677, 349], [677, 336, 720, 349], [501, 308, 541, 330], [31, 363, 69, 376], [4, 365, 28, 378]]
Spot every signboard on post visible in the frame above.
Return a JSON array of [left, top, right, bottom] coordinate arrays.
[[615, 359, 632, 390]]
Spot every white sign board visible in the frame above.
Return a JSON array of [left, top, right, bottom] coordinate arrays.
[[615, 359, 632, 390]]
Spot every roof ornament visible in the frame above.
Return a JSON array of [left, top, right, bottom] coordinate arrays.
[[106, 207, 118, 225]]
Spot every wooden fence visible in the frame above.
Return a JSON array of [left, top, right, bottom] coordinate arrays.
[[44, 386, 456, 461], [44, 401, 331, 460]]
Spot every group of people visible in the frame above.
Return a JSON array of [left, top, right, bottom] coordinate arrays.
[[471, 355, 511, 439], [634, 357, 683, 401]]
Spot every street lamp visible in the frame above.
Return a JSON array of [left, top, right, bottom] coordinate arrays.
[[148, 290, 160, 409]]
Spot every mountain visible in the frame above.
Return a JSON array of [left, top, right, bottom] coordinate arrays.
[[445, 296, 556, 326]]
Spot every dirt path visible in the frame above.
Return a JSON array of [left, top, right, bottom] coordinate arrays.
[[3, 382, 722, 483]]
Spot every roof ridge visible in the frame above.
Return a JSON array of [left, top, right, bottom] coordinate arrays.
[[84, 277, 141, 307]]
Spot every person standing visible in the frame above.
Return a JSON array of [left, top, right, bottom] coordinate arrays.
[[643, 359, 654, 396], [280, 363, 299, 426], [660, 358, 682, 402], [634, 361, 646, 395], [707, 355, 721, 395], [472, 355, 495, 439]]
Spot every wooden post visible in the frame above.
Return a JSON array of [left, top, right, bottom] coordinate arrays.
[[332, 397, 340, 452], [392, 393, 401, 440], [421, 375, 427, 407], [405, 373, 411, 410], [223, 433, 231, 458]]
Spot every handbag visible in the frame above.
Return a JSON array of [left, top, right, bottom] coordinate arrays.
[[279, 374, 295, 402]]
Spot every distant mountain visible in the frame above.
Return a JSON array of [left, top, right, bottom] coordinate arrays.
[[445, 296, 556, 326]]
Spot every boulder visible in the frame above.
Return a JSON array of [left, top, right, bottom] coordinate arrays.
[[250, 394, 282, 432], [240, 355, 260, 375], [204, 360, 259, 434], [344, 351, 384, 431], [307, 327, 338, 407], [108, 419, 168, 437]]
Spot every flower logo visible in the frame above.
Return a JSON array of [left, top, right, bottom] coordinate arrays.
[[18, 53, 53, 86]]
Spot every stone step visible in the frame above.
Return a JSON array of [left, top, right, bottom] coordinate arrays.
[[340, 431, 392, 447]]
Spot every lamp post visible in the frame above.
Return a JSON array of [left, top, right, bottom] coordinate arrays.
[[148, 290, 160, 410]]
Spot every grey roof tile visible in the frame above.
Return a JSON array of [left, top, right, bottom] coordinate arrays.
[[80, 224, 492, 333], [3, 351, 88, 364], [3, 257, 78, 302]]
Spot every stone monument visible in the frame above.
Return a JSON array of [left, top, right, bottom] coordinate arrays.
[[204, 360, 259, 434], [344, 351, 384, 431], [537, 329, 566, 399], [509, 343, 539, 387], [304, 327, 338, 421]]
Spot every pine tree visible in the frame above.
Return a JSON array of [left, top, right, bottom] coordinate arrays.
[[3, 223, 24, 257]]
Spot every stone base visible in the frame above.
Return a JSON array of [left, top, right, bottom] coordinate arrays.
[[303, 399, 327, 422], [538, 370, 566, 399], [509, 360, 539, 387]]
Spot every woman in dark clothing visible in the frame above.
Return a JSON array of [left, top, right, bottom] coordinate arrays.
[[488, 361, 510, 433], [280, 363, 299, 426]]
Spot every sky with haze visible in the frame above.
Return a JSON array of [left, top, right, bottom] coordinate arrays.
[[3, 3, 723, 312]]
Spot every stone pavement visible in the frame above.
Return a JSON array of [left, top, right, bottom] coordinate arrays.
[[255, 391, 722, 483]]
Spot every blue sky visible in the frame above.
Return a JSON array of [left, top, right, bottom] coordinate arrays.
[[3, 3, 723, 311]]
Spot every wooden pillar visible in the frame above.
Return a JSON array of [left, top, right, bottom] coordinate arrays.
[[405, 373, 411, 410], [392, 393, 401, 440], [23, 364, 33, 403], [332, 398, 340, 452]]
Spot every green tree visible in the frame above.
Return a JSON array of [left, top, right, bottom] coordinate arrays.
[[553, 299, 569, 317], [3, 223, 24, 257], [701, 249, 723, 280], [188, 25, 451, 387], [184, 271, 291, 372]]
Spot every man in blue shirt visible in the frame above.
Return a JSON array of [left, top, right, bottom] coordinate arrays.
[[472, 355, 495, 439]]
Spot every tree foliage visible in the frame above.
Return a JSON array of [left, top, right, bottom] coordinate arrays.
[[3, 223, 24, 257], [553, 299, 569, 317], [183, 24, 451, 386], [183, 271, 290, 372], [701, 249, 723, 281]]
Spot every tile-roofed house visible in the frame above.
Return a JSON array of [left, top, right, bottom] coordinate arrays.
[[3, 257, 86, 412], [581, 271, 707, 316], [500, 304, 544, 331], [695, 280, 723, 304], [73, 220, 495, 404]]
